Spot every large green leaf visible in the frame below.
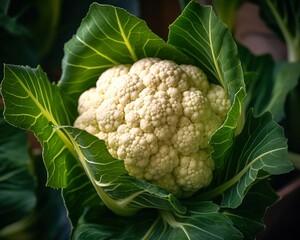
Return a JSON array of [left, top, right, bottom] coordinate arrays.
[[238, 46, 275, 116], [168, 1, 245, 101], [223, 181, 279, 240], [0, 111, 36, 229], [239, 45, 300, 122], [73, 202, 242, 240], [62, 164, 100, 227], [199, 110, 293, 208], [210, 88, 245, 169], [58, 3, 193, 104], [263, 61, 300, 121], [168, 1, 246, 169], [1, 65, 76, 187], [62, 126, 186, 219], [0, 65, 99, 225]]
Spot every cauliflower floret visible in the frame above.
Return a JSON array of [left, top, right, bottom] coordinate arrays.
[[171, 116, 202, 155], [74, 58, 231, 197], [114, 126, 158, 179], [74, 87, 103, 135], [153, 173, 180, 196], [207, 84, 231, 120], [96, 99, 124, 132], [182, 88, 212, 123], [77, 87, 103, 115], [174, 151, 214, 197], [129, 58, 160, 79], [96, 64, 130, 94], [180, 64, 210, 93], [144, 145, 179, 180], [145, 60, 190, 92], [74, 109, 99, 135]]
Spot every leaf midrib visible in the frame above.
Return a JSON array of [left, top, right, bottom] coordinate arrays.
[[198, 146, 286, 201], [7, 66, 76, 158], [115, 8, 138, 62], [208, 8, 224, 88]]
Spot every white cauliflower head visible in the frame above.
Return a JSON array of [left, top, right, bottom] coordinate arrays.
[[74, 58, 231, 197]]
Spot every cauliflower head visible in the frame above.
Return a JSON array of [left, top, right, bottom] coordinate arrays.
[[74, 58, 231, 198]]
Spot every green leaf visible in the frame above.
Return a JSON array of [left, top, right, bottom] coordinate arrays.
[[1, 65, 76, 187], [210, 88, 246, 169], [0, 111, 36, 229], [238, 45, 275, 116], [73, 202, 242, 240], [168, 1, 246, 170], [264, 61, 300, 121], [168, 1, 245, 101], [178, 0, 191, 11], [223, 181, 279, 240], [199, 110, 293, 208], [239, 45, 300, 122], [62, 126, 186, 218], [62, 165, 100, 226], [58, 3, 192, 104]]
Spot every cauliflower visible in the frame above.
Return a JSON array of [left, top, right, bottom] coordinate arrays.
[[74, 58, 231, 197]]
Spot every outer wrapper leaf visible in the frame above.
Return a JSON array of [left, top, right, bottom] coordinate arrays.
[[73, 202, 242, 240], [239, 45, 300, 122], [168, 1, 245, 101], [1, 65, 76, 187], [168, 3, 292, 212], [58, 3, 193, 104], [238, 45, 275, 115], [62, 163, 99, 226], [223, 181, 279, 240], [221, 111, 292, 207], [264, 62, 300, 121], [200, 110, 293, 208], [62, 127, 186, 219], [168, 1, 246, 170]]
